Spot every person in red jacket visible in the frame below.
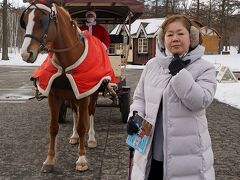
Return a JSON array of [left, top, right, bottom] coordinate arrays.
[[80, 10, 111, 50]]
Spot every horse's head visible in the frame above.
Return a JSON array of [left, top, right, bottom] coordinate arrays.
[[20, 0, 61, 63]]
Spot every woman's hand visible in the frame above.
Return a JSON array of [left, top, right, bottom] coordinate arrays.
[[127, 116, 139, 135], [168, 55, 190, 76]]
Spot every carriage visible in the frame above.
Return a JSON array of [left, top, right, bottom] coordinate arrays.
[[59, 0, 144, 123]]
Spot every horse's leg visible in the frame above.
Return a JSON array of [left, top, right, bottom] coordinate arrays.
[[41, 93, 62, 173], [69, 105, 79, 145], [76, 97, 90, 171], [87, 91, 98, 148]]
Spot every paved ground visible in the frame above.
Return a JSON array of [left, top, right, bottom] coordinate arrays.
[[0, 66, 239, 180]]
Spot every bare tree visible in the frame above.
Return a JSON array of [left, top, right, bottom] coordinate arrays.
[[207, 0, 212, 27], [196, 0, 200, 20], [219, 0, 227, 51], [165, 0, 169, 15], [8, 7, 20, 53], [2, 0, 9, 60], [155, 0, 158, 16], [218, 0, 239, 51]]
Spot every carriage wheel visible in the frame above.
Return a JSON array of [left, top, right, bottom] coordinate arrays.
[[58, 102, 68, 123], [120, 87, 130, 123]]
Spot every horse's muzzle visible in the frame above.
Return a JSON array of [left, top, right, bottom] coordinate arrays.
[[21, 51, 37, 63]]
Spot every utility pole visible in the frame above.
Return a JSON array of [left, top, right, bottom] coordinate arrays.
[[2, 0, 9, 60]]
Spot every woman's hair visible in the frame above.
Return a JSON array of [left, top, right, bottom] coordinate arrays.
[[162, 14, 192, 35], [158, 14, 202, 49]]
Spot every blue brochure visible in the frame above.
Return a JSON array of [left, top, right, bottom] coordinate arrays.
[[126, 114, 152, 154]]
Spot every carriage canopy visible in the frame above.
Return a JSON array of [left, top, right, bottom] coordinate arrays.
[[63, 0, 144, 24]]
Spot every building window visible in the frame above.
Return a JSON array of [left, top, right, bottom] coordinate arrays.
[[138, 38, 148, 54], [108, 43, 123, 55], [115, 43, 123, 55]]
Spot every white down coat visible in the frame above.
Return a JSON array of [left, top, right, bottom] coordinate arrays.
[[130, 45, 217, 180]]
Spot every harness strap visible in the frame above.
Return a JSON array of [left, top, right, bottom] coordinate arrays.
[[45, 38, 81, 53], [24, 34, 45, 45], [29, 77, 47, 101], [43, 30, 83, 53]]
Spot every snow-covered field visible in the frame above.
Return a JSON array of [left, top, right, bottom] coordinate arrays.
[[1, 47, 240, 109]]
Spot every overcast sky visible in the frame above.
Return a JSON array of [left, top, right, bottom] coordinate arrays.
[[14, 0, 28, 7]]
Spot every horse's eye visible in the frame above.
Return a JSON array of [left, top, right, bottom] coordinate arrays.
[[40, 15, 49, 32]]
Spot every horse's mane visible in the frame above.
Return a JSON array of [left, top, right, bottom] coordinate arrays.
[[58, 6, 71, 19], [57, 6, 79, 36]]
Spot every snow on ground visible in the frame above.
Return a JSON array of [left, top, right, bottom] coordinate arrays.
[[0, 47, 240, 110], [0, 53, 47, 66], [204, 47, 240, 72]]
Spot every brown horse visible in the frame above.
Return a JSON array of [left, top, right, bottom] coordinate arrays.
[[20, 0, 114, 172]]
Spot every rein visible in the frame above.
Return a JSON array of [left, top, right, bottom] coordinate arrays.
[[43, 36, 82, 53], [29, 77, 47, 101]]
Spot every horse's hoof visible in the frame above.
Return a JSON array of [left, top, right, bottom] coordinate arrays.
[[88, 140, 97, 148], [76, 162, 89, 171], [41, 164, 54, 173], [69, 138, 79, 145]]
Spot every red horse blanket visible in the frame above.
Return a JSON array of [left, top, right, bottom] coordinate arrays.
[[32, 31, 119, 99]]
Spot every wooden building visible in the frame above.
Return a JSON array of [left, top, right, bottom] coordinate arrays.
[[110, 18, 221, 64], [200, 27, 221, 54], [192, 20, 221, 54], [110, 18, 164, 65]]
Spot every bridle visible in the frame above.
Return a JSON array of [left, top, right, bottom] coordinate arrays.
[[20, 1, 81, 53]]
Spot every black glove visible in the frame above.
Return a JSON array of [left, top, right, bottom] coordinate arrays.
[[127, 111, 139, 135], [168, 54, 190, 76]]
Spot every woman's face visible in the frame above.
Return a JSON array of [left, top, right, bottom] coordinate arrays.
[[164, 21, 190, 55]]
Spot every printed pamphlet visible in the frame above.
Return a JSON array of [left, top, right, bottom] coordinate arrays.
[[126, 114, 152, 154]]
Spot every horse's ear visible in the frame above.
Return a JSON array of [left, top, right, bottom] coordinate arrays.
[[24, 0, 63, 6], [55, 0, 63, 6], [49, 0, 63, 6], [24, 0, 34, 3]]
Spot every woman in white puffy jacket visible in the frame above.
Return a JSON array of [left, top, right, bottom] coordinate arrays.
[[127, 14, 217, 180]]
